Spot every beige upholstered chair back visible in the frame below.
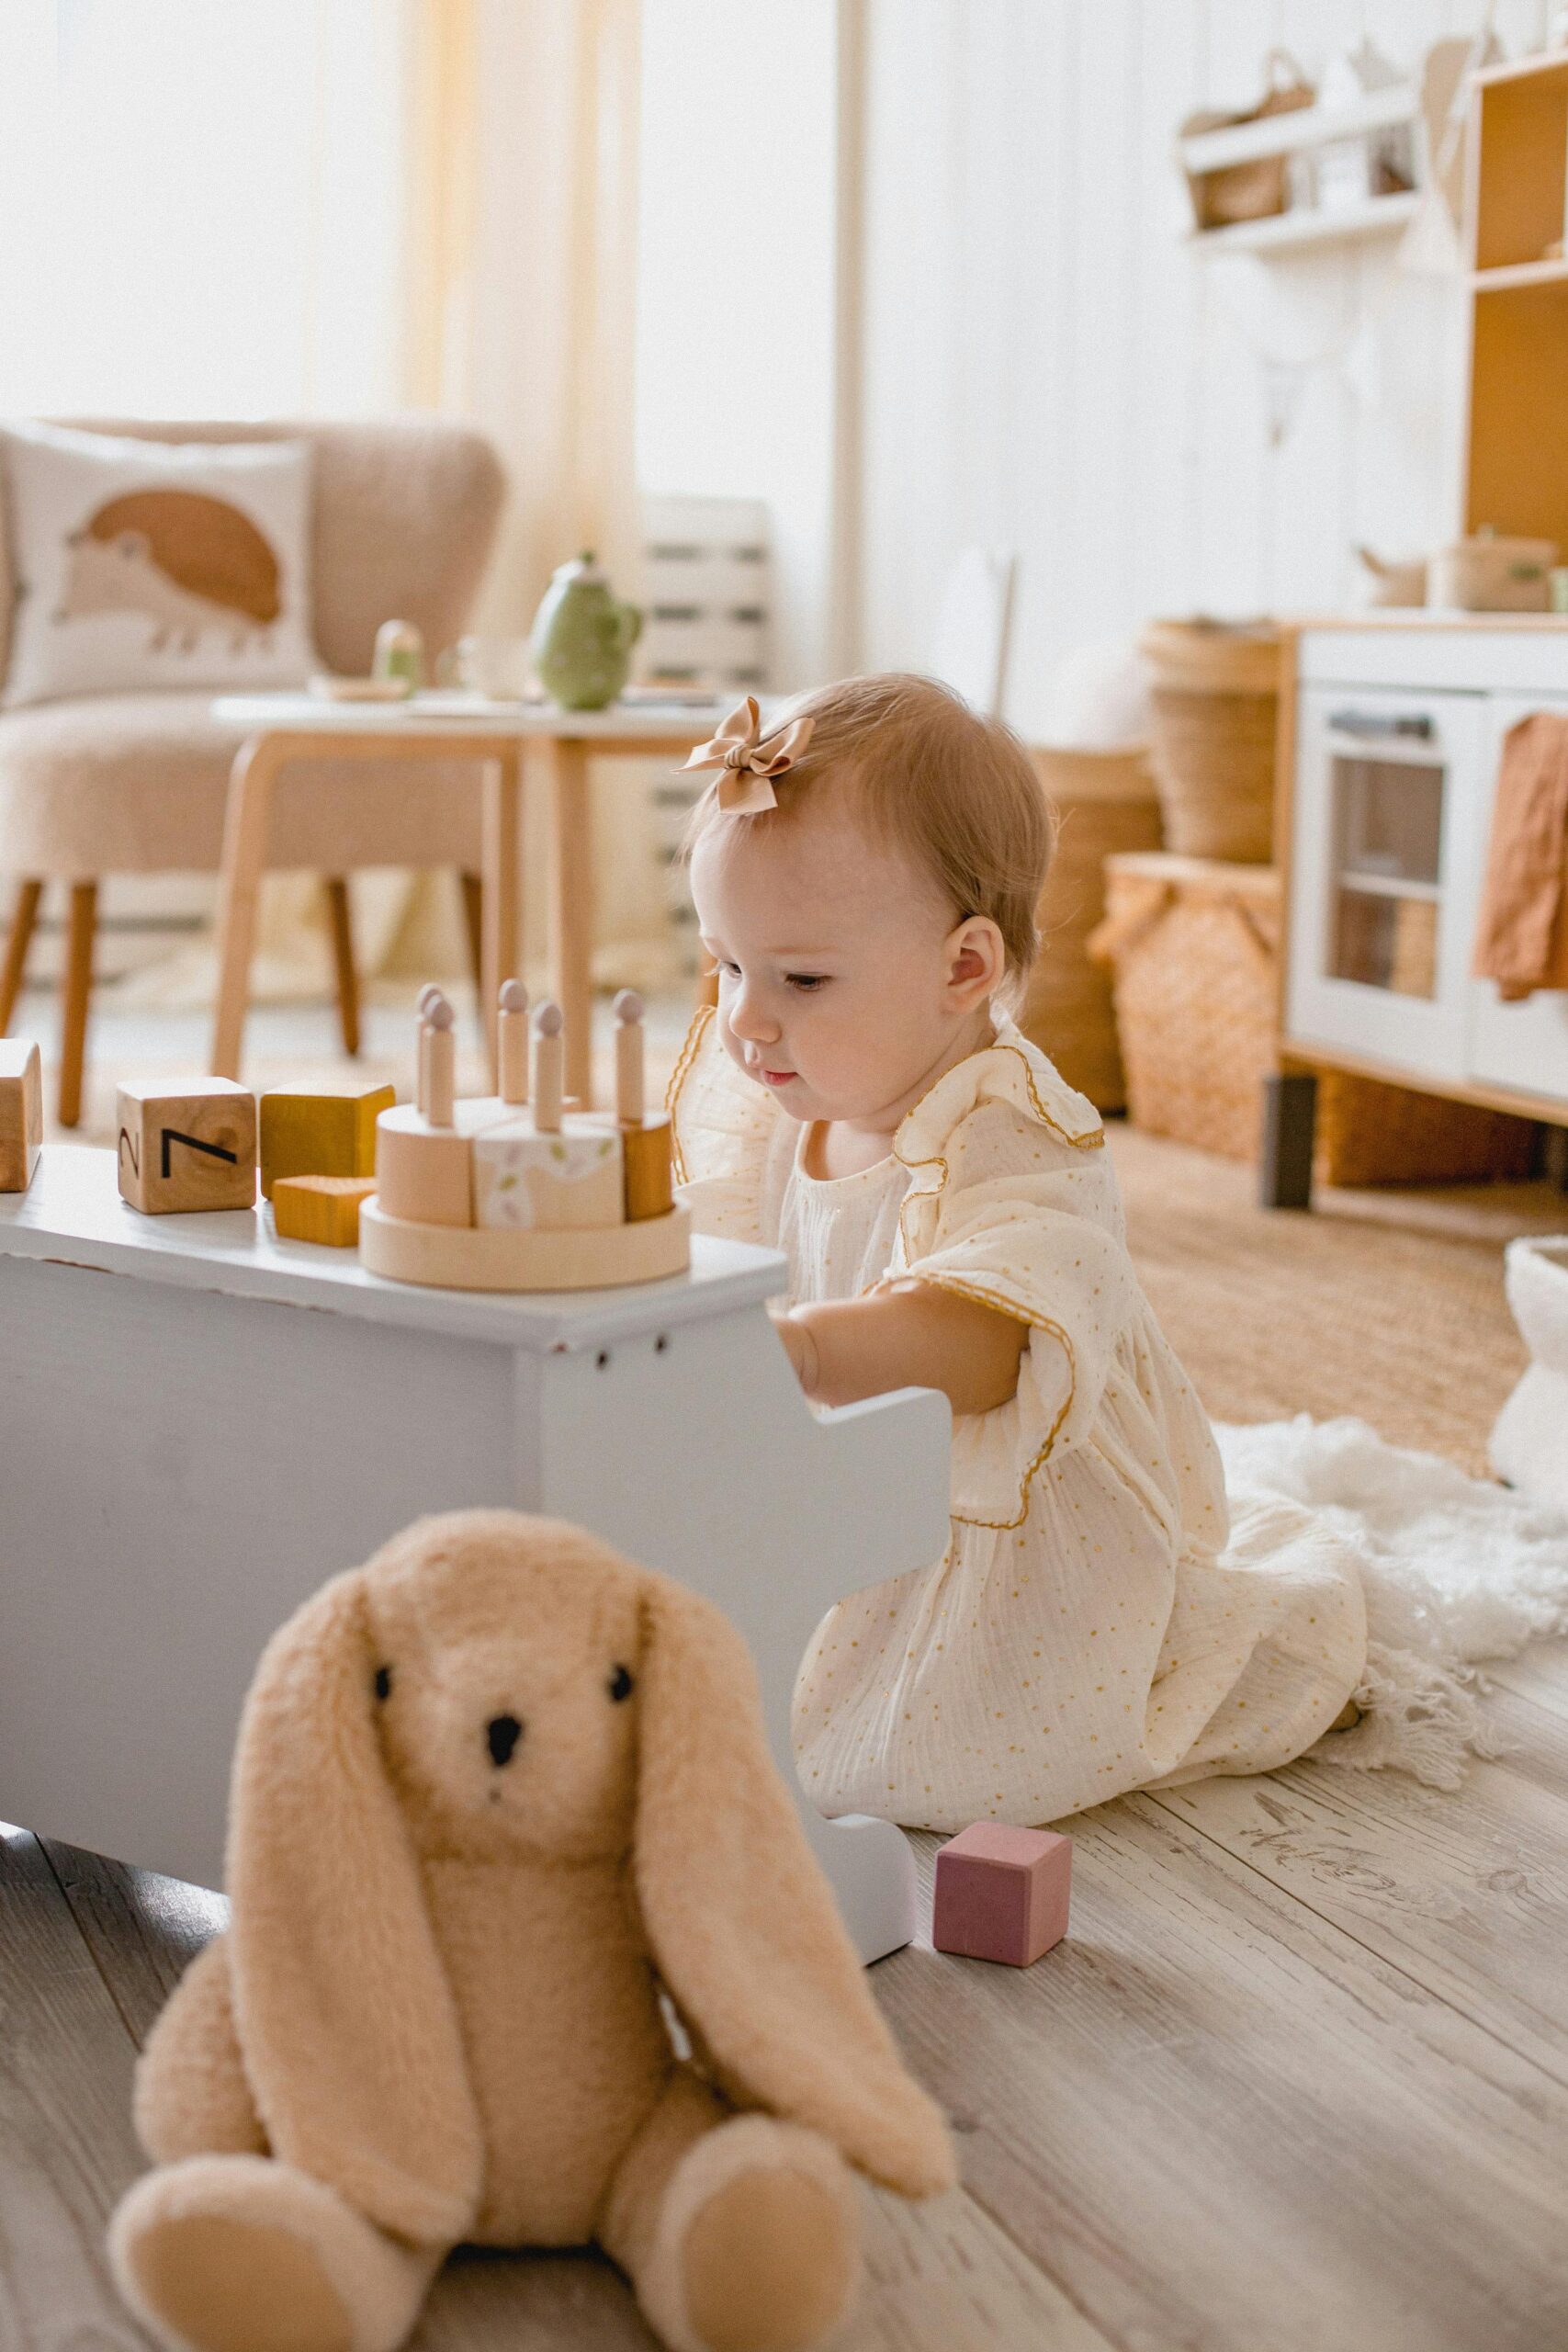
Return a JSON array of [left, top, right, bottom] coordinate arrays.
[[7, 418, 506, 677]]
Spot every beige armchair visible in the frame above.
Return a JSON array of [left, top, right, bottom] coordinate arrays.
[[0, 417, 505, 1122]]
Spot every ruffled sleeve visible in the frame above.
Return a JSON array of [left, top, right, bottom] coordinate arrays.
[[665, 1003, 782, 1245], [890, 1029, 1142, 1527]]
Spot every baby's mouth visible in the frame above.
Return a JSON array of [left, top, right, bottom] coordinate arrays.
[[754, 1064, 795, 1088]]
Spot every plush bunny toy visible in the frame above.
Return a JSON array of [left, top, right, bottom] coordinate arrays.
[[109, 1510, 954, 2352]]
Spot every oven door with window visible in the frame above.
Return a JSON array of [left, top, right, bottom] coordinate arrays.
[[1287, 687, 1486, 1083]]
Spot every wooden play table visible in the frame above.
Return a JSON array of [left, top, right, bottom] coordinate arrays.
[[210, 694, 721, 1103]]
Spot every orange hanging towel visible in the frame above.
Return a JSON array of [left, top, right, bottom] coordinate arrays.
[[1473, 711, 1568, 1001]]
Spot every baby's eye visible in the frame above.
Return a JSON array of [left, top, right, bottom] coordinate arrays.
[[784, 973, 829, 992]]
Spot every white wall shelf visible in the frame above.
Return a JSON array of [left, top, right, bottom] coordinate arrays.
[[1179, 85, 1417, 175], [1188, 191, 1419, 257]]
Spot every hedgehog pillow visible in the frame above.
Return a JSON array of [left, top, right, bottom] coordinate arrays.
[[0, 421, 318, 707]]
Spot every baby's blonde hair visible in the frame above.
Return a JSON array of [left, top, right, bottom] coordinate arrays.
[[684, 673, 1052, 1002]]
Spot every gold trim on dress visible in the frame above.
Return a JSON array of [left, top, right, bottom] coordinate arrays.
[[908, 1267, 1078, 1531], [663, 1001, 716, 1188]]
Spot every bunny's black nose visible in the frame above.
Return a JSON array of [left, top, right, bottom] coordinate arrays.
[[486, 1713, 524, 1768]]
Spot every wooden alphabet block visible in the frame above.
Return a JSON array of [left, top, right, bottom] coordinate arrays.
[[272, 1174, 378, 1248], [259, 1082, 395, 1199], [931, 1823, 1072, 1967], [117, 1078, 257, 1215], [0, 1039, 43, 1193]]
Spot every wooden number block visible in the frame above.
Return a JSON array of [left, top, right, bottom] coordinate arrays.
[[117, 1078, 257, 1215], [931, 1823, 1072, 1967], [472, 1116, 624, 1231], [0, 1039, 43, 1193], [375, 1104, 474, 1227], [259, 1083, 396, 1199], [621, 1113, 674, 1223], [273, 1174, 378, 1248]]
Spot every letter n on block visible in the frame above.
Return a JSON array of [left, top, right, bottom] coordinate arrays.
[[117, 1077, 257, 1214]]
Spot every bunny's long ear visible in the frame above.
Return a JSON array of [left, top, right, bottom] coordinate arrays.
[[633, 1572, 954, 2199], [226, 1568, 482, 2246]]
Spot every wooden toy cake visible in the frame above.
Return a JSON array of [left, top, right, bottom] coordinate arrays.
[[357, 984, 690, 1292]]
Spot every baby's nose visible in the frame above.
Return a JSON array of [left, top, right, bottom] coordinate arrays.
[[486, 1713, 524, 1768]]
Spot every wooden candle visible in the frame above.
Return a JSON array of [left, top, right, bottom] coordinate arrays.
[[425, 992, 457, 1129], [533, 1001, 564, 1134], [614, 989, 645, 1126], [500, 979, 529, 1106]]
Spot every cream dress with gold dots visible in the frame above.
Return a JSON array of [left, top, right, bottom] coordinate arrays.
[[668, 1004, 1368, 1833]]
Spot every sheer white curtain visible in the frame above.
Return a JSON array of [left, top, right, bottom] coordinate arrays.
[[0, 0, 659, 999], [0, 0, 406, 420], [0, 0, 412, 999]]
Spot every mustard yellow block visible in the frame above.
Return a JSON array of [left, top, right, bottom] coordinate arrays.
[[259, 1085, 395, 1200], [273, 1175, 378, 1248]]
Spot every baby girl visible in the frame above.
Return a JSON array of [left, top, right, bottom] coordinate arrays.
[[670, 674, 1367, 1832]]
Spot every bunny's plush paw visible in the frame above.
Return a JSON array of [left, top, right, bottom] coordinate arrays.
[[109, 2154, 435, 2352], [640, 2115, 861, 2352]]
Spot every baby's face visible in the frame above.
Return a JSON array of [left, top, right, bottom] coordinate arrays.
[[690, 799, 979, 1127]]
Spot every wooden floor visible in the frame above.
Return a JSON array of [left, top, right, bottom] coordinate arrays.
[[6, 1001, 1568, 2347], [6, 1633, 1567, 2351]]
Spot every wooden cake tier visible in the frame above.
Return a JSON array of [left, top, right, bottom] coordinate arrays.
[[358, 1197, 692, 1292]]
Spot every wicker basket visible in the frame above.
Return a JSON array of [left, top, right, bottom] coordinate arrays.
[[1089, 852, 1538, 1185], [1139, 620, 1280, 863], [1180, 54, 1316, 232], [1018, 747, 1162, 1112]]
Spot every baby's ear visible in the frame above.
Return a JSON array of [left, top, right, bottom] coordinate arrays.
[[631, 1569, 954, 2199], [226, 1567, 483, 2245]]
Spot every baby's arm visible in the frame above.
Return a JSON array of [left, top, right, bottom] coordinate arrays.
[[773, 1278, 1029, 1415]]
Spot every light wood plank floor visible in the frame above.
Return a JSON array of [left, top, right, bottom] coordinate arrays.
[[5, 1637, 1566, 2352], [6, 999, 1567, 2346]]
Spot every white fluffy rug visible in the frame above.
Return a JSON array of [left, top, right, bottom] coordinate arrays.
[[1217, 1417, 1568, 1790]]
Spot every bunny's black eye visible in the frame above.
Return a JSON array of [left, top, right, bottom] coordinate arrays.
[[374, 1666, 393, 1702], [608, 1664, 634, 1703]]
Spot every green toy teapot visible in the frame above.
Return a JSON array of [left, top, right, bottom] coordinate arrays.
[[528, 551, 642, 711]]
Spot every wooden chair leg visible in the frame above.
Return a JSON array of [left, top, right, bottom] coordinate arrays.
[[460, 870, 484, 991], [323, 876, 360, 1057], [58, 880, 97, 1129], [0, 877, 43, 1035]]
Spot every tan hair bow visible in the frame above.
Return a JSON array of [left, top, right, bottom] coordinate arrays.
[[681, 695, 815, 815]]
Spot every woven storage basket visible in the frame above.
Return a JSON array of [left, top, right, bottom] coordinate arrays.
[[1089, 852, 1537, 1185], [1139, 620, 1280, 864], [1018, 747, 1162, 1113]]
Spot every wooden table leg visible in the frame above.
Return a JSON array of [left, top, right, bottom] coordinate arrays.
[[0, 878, 43, 1035], [212, 735, 284, 1081], [546, 737, 594, 1106], [480, 748, 523, 1088], [323, 877, 359, 1057], [56, 881, 97, 1129]]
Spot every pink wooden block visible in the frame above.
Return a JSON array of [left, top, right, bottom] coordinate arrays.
[[931, 1822, 1072, 1966]]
